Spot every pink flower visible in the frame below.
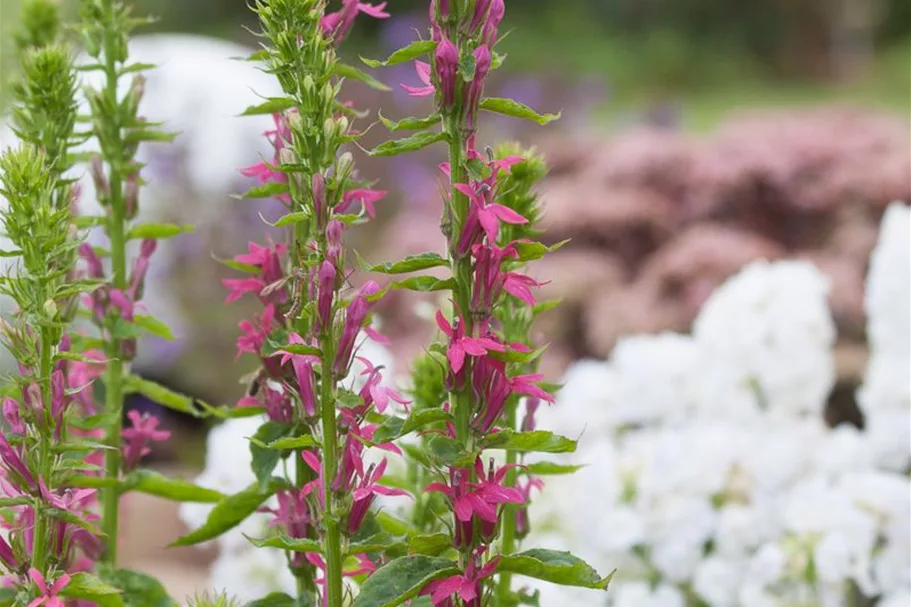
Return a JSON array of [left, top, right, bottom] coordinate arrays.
[[435, 38, 460, 108], [481, 0, 505, 46], [435, 310, 504, 375], [0, 433, 35, 491], [223, 241, 287, 305], [334, 281, 382, 374], [419, 550, 499, 607], [453, 182, 527, 246], [2, 398, 24, 435], [321, 0, 390, 43], [357, 358, 410, 414], [236, 304, 276, 357], [305, 553, 377, 607], [348, 459, 410, 534], [402, 61, 435, 98], [265, 487, 312, 544], [0, 535, 17, 570], [465, 44, 491, 129], [128, 239, 157, 300], [426, 458, 521, 526], [277, 333, 319, 417], [317, 260, 337, 331], [121, 410, 171, 470], [26, 568, 70, 607], [338, 188, 388, 218], [508, 373, 554, 404], [67, 349, 106, 414], [503, 272, 544, 307]]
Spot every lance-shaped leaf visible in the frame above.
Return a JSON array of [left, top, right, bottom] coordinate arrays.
[[497, 549, 614, 589], [125, 222, 195, 240], [372, 409, 453, 444], [370, 252, 449, 274], [481, 430, 577, 454], [524, 462, 586, 476], [408, 533, 452, 557], [334, 62, 390, 91], [249, 422, 293, 491], [513, 239, 569, 263], [479, 98, 561, 125], [124, 376, 200, 417], [134, 314, 175, 341], [123, 469, 224, 503], [361, 40, 438, 68], [392, 276, 455, 292], [171, 480, 283, 546], [247, 534, 321, 553], [351, 555, 459, 607], [427, 435, 476, 467], [272, 211, 310, 228], [241, 97, 294, 116], [347, 532, 407, 556], [59, 573, 123, 607], [378, 112, 441, 132], [97, 567, 176, 607], [238, 182, 290, 200], [369, 132, 448, 157]]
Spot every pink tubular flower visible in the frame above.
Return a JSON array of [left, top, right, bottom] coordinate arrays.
[[465, 44, 491, 130], [26, 568, 69, 607], [469, 0, 492, 33], [0, 433, 35, 491], [419, 550, 499, 607], [337, 188, 388, 218], [67, 350, 106, 414], [321, 0, 389, 42], [128, 239, 157, 299], [357, 358, 410, 414], [348, 459, 410, 534], [266, 486, 312, 541], [325, 219, 345, 268], [2, 397, 24, 434], [0, 535, 17, 570], [317, 260, 337, 332], [121, 410, 171, 471], [481, 0, 505, 46], [223, 241, 288, 306], [435, 310, 504, 375], [508, 373, 555, 404], [334, 281, 382, 374], [277, 333, 320, 418], [402, 61, 435, 98], [435, 37, 460, 108], [453, 182, 528, 246]]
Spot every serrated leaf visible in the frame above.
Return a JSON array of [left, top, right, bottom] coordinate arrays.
[[123, 469, 224, 503], [250, 422, 292, 491], [123, 375, 200, 417], [273, 211, 309, 227], [239, 181, 290, 200], [378, 112, 441, 132], [370, 252, 449, 274], [134, 314, 175, 340], [524, 462, 585, 476], [497, 549, 614, 589], [351, 555, 458, 607], [334, 62, 390, 91], [360, 40, 437, 68], [59, 572, 123, 607], [97, 567, 176, 607], [369, 132, 448, 157], [126, 222, 194, 240], [481, 430, 576, 454], [372, 409, 452, 444], [247, 534, 321, 553], [171, 481, 282, 546], [392, 276, 455, 292], [241, 97, 294, 116], [479, 98, 561, 125]]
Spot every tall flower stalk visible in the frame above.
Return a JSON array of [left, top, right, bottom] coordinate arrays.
[[352, 1, 611, 606]]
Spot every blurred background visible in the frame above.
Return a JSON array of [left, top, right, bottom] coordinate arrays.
[[0, 0, 909, 600]]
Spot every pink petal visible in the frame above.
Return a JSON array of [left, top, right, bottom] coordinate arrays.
[[358, 2, 390, 18], [435, 309, 454, 337], [414, 60, 433, 87], [425, 482, 453, 497], [401, 84, 435, 97], [489, 204, 528, 224], [453, 183, 479, 203], [453, 496, 474, 522], [301, 450, 322, 474], [364, 326, 390, 345], [447, 343, 466, 374], [478, 208, 500, 242], [460, 338, 488, 357]]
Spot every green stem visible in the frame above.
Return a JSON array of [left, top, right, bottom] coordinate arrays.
[[99, 0, 127, 566], [496, 398, 519, 605], [319, 342, 343, 607], [31, 328, 55, 573]]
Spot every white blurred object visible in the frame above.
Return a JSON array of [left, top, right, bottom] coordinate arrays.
[[0, 34, 282, 375]]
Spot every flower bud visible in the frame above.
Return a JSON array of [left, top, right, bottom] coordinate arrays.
[[335, 152, 355, 183], [124, 171, 139, 220], [278, 147, 297, 166], [303, 75, 315, 94], [323, 117, 337, 140], [90, 154, 109, 202], [434, 38, 460, 109], [43, 298, 58, 321]]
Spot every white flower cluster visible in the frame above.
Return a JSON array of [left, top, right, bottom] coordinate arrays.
[[528, 206, 910, 607], [179, 339, 394, 602]]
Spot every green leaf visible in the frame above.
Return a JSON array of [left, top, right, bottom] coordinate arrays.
[[123, 375, 200, 417], [264, 342, 322, 358], [369, 132, 448, 157], [241, 97, 294, 116], [466, 157, 493, 181], [514, 239, 569, 263], [392, 276, 455, 292], [378, 112, 441, 132], [426, 435, 474, 467], [247, 533, 321, 553], [124, 469, 224, 503], [479, 98, 561, 125], [361, 40, 437, 68], [266, 434, 318, 450], [238, 182, 290, 200], [171, 481, 282, 546], [250, 422, 292, 491], [273, 211, 309, 228], [334, 62, 390, 91], [134, 314, 175, 341], [372, 409, 452, 444], [126, 222, 195, 241], [348, 532, 406, 555], [73, 215, 106, 229], [124, 129, 178, 144], [497, 549, 614, 589], [481, 430, 577, 454], [59, 572, 124, 607], [351, 555, 458, 607], [524, 462, 586, 476], [64, 475, 120, 489], [488, 345, 548, 365], [47, 508, 103, 536], [409, 533, 452, 556], [97, 567, 176, 607], [370, 252, 449, 274], [0, 497, 30, 508]]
